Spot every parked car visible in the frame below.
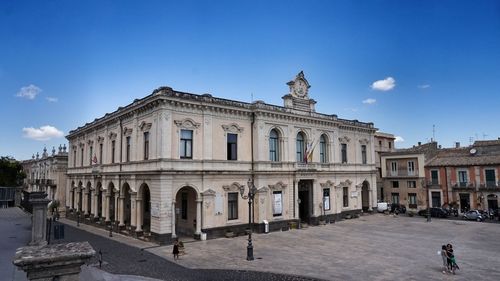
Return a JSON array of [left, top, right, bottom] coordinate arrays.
[[478, 210, 491, 220], [417, 207, 449, 218], [462, 210, 484, 222], [390, 203, 406, 214]]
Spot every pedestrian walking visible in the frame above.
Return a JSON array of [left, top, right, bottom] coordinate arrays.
[[173, 240, 180, 260], [440, 245, 448, 273]]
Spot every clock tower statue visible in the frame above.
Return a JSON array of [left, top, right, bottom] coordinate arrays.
[[283, 71, 317, 112]]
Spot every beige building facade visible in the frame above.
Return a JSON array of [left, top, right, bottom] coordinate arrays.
[[66, 72, 378, 244], [21, 145, 68, 214]]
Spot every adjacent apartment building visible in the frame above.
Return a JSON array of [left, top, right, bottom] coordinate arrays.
[[425, 140, 500, 212], [380, 142, 439, 211], [374, 132, 395, 202], [65, 72, 378, 244]]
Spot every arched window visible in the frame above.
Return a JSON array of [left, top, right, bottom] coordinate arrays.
[[269, 129, 280, 161], [319, 134, 327, 163], [296, 132, 305, 163]]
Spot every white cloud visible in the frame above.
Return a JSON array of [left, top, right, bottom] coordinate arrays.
[[46, 97, 58, 102], [395, 136, 405, 142], [418, 84, 430, 89], [371, 77, 396, 91], [22, 125, 64, 141], [16, 84, 41, 100], [362, 98, 376, 104]]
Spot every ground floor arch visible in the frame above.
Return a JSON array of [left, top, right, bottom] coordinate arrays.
[[137, 183, 151, 233], [173, 185, 202, 239], [361, 180, 370, 211]]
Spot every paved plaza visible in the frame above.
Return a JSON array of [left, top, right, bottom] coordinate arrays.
[[149, 214, 500, 281], [4, 208, 500, 281]]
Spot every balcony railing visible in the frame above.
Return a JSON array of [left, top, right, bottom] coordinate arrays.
[[426, 180, 441, 189]]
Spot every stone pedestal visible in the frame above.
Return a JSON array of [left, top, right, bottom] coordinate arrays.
[[29, 192, 51, 246], [13, 241, 95, 281]]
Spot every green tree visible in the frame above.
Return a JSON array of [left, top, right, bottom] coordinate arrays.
[[0, 156, 25, 186]]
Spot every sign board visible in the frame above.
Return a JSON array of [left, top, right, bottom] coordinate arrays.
[[273, 192, 282, 215], [350, 191, 358, 198], [151, 202, 160, 218], [214, 193, 223, 215]]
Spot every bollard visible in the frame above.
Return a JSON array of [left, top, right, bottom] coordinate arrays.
[[98, 250, 102, 268]]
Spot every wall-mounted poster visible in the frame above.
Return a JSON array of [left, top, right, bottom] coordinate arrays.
[[273, 191, 282, 216], [323, 188, 330, 210], [151, 202, 160, 218]]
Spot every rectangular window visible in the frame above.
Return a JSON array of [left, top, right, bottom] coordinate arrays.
[[144, 132, 150, 160], [73, 150, 77, 167], [458, 170, 468, 187], [228, 192, 238, 220], [485, 169, 496, 187], [361, 145, 367, 164], [323, 188, 330, 211], [227, 133, 237, 160], [111, 140, 116, 163], [180, 130, 193, 159], [269, 133, 279, 161], [392, 181, 399, 188], [99, 143, 103, 164], [391, 161, 398, 176], [388, 142, 392, 149], [431, 170, 439, 184], [407, 181, 416, 188], [341, 144, 347, 163], [89, 146, 93, 165], [391, 192, 399, 204], [408, 193, 417, 208], [273, 191, 283, 216], [126, 136, 131, 162], [407, 161, 415, 175], [343, 186, 348, 207], [81, 148, 84, 166], [181, 192, 188, 220]]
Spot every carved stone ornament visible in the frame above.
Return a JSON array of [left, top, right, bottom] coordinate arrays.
[[286, 71, 311, 99], [97, 136, 105, 143], [174, 118, 201, 129], [359, 138, 369, 145], [78, 142, 85, 148], [123, 127, 133, 136], [222, 182, 244, 192], [338, 136, 351, 143], [139, 121, 152, 132], [257, 186, 269, 194], [320, 180, 335, 188], [335, 179, 352, 188], [108, 132, 117, 140], [201, 189, 216, 197], [268, 181, 287, 192], [87, 139, 94, 146], [356, 183, 363, 189], [221, 123, 244, 133]]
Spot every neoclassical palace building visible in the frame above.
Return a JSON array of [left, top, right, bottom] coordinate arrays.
[[66, 72, 377, 244]]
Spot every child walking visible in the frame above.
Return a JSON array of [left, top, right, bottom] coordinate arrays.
[[173, 240, 180, 260]]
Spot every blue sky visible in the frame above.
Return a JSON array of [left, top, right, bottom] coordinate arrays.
[[1, 0, 499, 160]]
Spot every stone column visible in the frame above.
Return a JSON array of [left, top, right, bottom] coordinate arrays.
[[114, 194, 119, 222], [82, 191, 88, 215], [130, 192, 137, 228], [94, 191, 99, 219], [195, 198, 202, 237], [368, 188, 373, 211], [171, 200, 176, 238], [105, 194, 110, 222], [135, 199, 143, 232], [119, 194, 125, 226], [13, 241, 95, 281], [76, 190, 81, 212], [29, 192, 50, 246], [88, 189, 93, 216]]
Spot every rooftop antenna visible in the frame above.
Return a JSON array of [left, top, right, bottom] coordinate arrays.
[[251, 92, 254, 103], [482, 133, 488, 140], [469, 136, 474, 145], [432, 124, 435, 142]]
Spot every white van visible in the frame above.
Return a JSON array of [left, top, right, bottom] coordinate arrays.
[[377, 202, 389, 213]]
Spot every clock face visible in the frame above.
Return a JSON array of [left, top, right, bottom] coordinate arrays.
[[295, 80, 307, 97]]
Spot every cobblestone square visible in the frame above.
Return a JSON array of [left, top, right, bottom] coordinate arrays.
[[149, 214, 500, 281]]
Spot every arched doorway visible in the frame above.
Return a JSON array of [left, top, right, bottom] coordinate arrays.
[[97, 182, 103, 218], [108, 182, 116, 222], [138, 183, 151, 233], [487, 194, 498, 211], [361, 181, 370, 211], [121, 183, 132, 226], [175, 186, 198, 237], [86, 182, 92, 216]]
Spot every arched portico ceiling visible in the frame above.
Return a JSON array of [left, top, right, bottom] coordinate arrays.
[[174, 184, 201, 198]]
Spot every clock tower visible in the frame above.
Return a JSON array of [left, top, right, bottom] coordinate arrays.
[[283, 71, 317, 112]]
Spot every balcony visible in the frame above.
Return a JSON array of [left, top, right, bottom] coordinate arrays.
[[451, 181, 476, 191], [426, 180, 441, 189], [479, 181, 500, 191]]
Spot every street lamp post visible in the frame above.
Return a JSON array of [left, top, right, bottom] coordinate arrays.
[[239, 178, 258, 261]]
